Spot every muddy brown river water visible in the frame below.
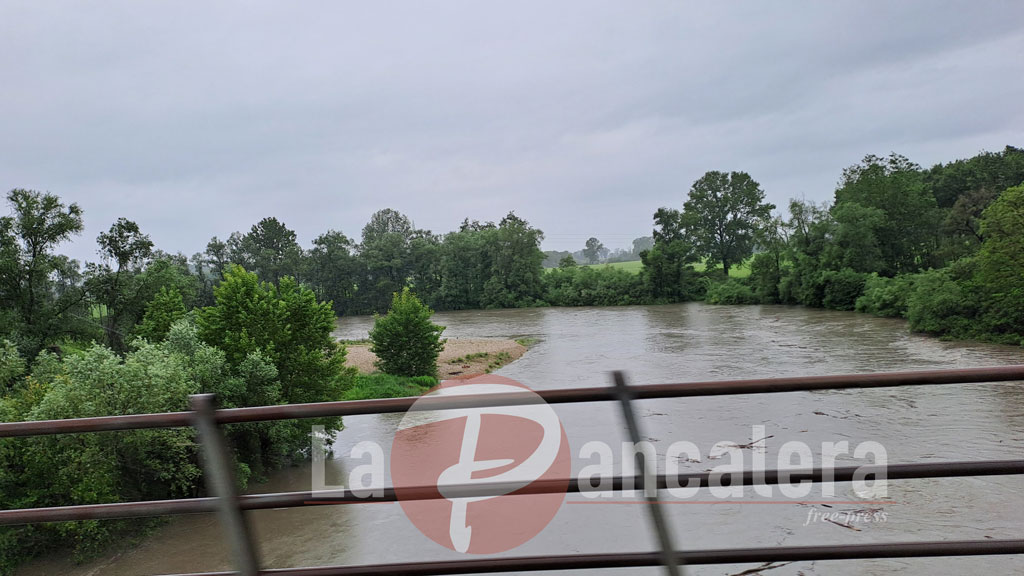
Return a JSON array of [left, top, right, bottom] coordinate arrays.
[[18, 303, 1024, 575]]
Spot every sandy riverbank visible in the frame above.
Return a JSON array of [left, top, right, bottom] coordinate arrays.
[[343, 338, 528, 379]]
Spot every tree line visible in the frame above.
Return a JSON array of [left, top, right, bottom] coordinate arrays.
[[546, 145, 1024, 347], [733, 147, 1024, 346], [3, 146, 1024, 364]]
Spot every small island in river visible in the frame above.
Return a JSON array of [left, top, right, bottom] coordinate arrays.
[[344, 338, 528, 379]]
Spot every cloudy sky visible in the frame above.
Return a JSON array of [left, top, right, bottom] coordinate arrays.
[[2, 1, 1022, 262]]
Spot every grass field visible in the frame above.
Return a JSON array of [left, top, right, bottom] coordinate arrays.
[[558, 259, 751, 278], [342, 373, 436, 400]]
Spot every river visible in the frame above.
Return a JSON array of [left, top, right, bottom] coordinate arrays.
[[18, 303, 1024, 575]]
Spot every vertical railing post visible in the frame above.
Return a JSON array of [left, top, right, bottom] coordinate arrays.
[[612, 371, 684, 576], [190, 394, 261, 576]]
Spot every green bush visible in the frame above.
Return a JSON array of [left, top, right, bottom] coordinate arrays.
[[0, 343, 202, 569], [821, 269, 868, 311], [369, 288, 446, 377], [704, 279, 758, 305], [855, 273, 915, 317], [906, 268, 978, 337], [542, 266, 650, 307]]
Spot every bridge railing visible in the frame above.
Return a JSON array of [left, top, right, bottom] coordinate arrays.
[[1, 365, 1023, 576]]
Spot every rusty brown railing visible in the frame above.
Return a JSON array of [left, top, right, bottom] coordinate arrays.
[[1, 365, 1023, 575]]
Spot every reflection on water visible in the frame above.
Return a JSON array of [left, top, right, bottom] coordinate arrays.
[[19, 303, 1024, 575]]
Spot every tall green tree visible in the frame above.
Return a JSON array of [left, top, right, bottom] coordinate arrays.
[[357, 209, 416, 312], [834, 154, 940, 275], [778, 199, 834, 307], [86, 218, 154, 351], [307, 230, 359, 316], [681, 171, 775, 275], [196, 265, 352, 471], [631, 236, 654, 258], [0, 189, 88, 358], [85, 222, 196, 353], [196, 265, 349, 401], [481, 212, 545, 308], [409, 230, 443, 306], [582, 237, 604, 264], [434, 220, 497, 310], [940, 187, 1000, 261], [238, 217, 305, 283], [203, 236, 232, 279], [369, 288, 445, 378]]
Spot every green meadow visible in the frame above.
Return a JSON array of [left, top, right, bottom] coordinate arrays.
[[570, 259, 751, 277]]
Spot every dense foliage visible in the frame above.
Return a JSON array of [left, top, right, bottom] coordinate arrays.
[[740, 147, 1024, 344], [195, 265, 353, 476], [0, 196, 353, 571], [544, 264, 650, 306], [704, 279, 758, 305]]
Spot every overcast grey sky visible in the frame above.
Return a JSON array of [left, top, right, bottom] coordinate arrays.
[[2, 1, 1023, 262]]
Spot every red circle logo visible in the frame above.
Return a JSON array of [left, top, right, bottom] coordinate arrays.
[[391, 375, 570, 554]]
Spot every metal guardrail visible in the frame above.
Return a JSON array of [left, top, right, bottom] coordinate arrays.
[[1, 365, 1023, 575]]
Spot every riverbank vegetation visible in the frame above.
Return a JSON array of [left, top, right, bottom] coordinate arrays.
[[740, 149, 1024, 345], [0, 200, 354, 571], [547, 147, 1024, 345]]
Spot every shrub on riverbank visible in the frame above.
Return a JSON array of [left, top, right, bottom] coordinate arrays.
[[369, 289, 446, 378], [704, 278, 758, 305], [906, 266, 980, 339], [855, 274, 915, 317], [821, 269, 868, 311], [542, 265, 651, 306]]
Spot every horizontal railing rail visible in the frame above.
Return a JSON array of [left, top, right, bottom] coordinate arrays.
[[0, 459, 1021, 526], [1, 365, 1022, 576], [3, 365, 1024, 438]]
